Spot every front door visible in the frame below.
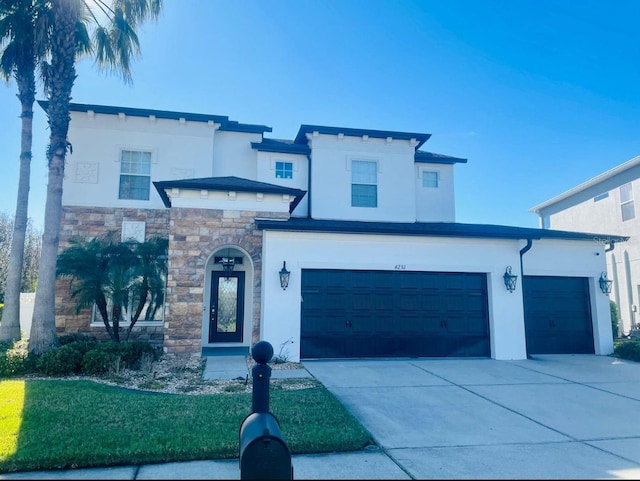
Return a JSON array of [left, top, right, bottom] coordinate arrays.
[[209, 271, 245, 343]]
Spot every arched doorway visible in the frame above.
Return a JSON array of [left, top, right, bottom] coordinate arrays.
[[202, 246, 254, 353]]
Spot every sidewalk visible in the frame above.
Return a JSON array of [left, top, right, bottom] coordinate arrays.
[[0, 450, 408, 480]]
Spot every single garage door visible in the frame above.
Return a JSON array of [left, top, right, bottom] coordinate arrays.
[[523, 276, 594, 355], [301, 269, 490, 359]]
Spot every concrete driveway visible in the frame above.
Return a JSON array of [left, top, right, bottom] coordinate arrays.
[[304, 355, 640, 479]]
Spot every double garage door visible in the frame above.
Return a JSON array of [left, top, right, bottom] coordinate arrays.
[[301, 269, 491, 359], [300, 270, 595, 359]]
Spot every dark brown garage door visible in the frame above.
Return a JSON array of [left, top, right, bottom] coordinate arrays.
[[300, 269, 490, 359], [523, 276, 594, 355]]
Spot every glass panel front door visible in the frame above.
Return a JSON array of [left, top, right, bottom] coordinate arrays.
[[209, 271, 245, 343]]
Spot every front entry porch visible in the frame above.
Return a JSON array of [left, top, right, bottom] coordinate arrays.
[[200, 246, 256, 357]]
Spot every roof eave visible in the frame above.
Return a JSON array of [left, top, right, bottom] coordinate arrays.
[[531, 154, 640, 212]]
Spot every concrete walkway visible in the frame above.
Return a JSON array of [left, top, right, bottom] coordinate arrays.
[[202, 356, 313, 380], [3, 354, 640, 479]]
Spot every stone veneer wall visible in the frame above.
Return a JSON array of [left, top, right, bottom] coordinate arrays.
[[56, 206, 169, 344], [164, 208, 289, 355]]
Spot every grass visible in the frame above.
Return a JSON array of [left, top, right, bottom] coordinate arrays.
[[0, 378, 373, 474]]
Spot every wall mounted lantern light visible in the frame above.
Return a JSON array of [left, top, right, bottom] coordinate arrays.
[[503, 266, 518, 293], [599, 272, 613, 295], [279, 261, 290, 290], [219, 248, 235, 279]]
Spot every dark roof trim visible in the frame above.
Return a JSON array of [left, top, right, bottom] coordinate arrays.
[[294, 125, 431, 149], [38, 101, 272, 134], [415, 151, 468, 164], [218, 121, 273, 134], [152, 176, 306, 213], [255, 218, 629, 243], [251, 139, 311, 155]]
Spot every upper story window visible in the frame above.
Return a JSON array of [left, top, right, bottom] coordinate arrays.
[[275, 161, 293, 179], [119, 150, 151, 200], [351, 160, 377, 208], [422, 171, 439, 188], [620, 183, 635, 221]]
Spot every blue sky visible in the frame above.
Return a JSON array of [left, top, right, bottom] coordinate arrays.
[[2, 0, 640, 230]]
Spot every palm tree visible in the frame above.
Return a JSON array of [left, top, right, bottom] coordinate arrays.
[[29, 0, 162, 354], [124, 235, 167, 340], [0, 0, 49, 342], [56, 233, 168, 343]]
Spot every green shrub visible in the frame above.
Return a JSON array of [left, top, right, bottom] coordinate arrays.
[[3, 337, 160, 378], [81, 349, 118, 375], [64, 339, 99, 355], [614, 339, 640, 362], [58, 333, 97, 346], [120, 340, 161, 367], [610, 300, 621, 337], [0, 303, 3, 321], [36, 345, 83, 376], [97, 341, 160, 370]]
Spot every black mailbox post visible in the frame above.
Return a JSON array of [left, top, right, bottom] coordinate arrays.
[[239, 341, 293, 480]]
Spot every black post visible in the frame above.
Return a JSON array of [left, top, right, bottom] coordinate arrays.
[[239, 340, 293, 480], [251, 341, 274, 413]]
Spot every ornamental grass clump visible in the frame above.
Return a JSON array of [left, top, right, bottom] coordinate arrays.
[[0, 339, 33, 377]]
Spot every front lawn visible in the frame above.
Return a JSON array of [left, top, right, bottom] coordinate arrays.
[[0, 378, 373, 473]]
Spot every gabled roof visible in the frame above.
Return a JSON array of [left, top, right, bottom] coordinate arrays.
[[152, 176, 307, 213], [251, 138, 311, 155], [414, 151, 468, 164], [255, 218, 628, 243], [530, 154, 640, 213], [37, 101, 273, 134], [293, 124, 431, 150]]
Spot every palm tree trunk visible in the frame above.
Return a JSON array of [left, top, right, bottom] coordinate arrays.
[[29, 0, 80, 355], [0, 70, 35, 343]]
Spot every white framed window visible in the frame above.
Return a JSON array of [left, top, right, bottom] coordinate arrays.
[[121, 221, 146, 243], [91, 269, 166, 326], [275, 161, 293, 179], [119, 150, 151, 200], [91, 292, 165, 325], [351, 160, 377, 207], [620, 183, 635, 221], [422, 171, 439, 188]]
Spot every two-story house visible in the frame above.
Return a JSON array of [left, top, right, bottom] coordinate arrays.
[[530, 155, 640, 337], [47, 101, 626, 362]]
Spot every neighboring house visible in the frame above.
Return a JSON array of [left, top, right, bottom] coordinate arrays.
[[530, 155, 640, 336], [44, 101, 627, 362]]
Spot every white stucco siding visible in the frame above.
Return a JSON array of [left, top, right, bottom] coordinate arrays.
[[522, 238, 613, 355], [415, 163, 456, 222], [211, 130, 262, 179], [260, 230, 529, 362], [166, 190, 293, 213], [547, 184, 639, 238], [307, 135, 417, 222], [608, 246, 640, 336], [65, 112, 216, 209], [256, 151, 309, 217]]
